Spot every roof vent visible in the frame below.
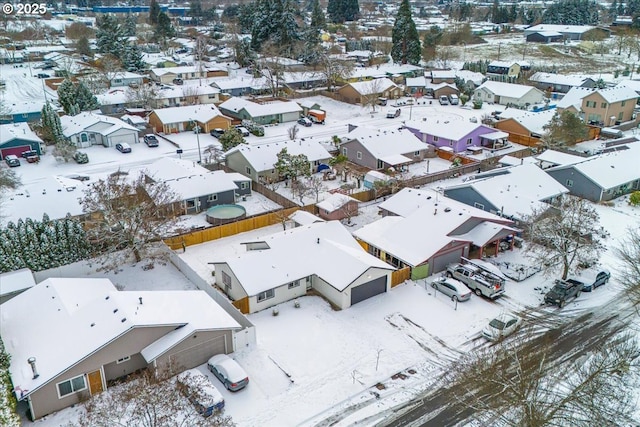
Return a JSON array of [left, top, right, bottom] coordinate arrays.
[[105, 296, 110, 300], [121, 318, 126, 323], [139, 297, 143, 305], [90, 323, 95, 327], [28, 357, 39, 379], [444, 207, 452, 213], [113, 308, 118, 313]]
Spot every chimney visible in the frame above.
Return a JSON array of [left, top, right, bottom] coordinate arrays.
[[317, 238, 320, 244], [139, 297, 143, 305], [28, 357, 39, 379], [434, 208, 437, 215]]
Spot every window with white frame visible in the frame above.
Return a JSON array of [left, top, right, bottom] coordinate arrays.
[[208, 194, 218, 202], [474, 202, 484, 210], [57, 375, 87, 398], [288, 281, 300, 289], [257, 289, 274, 302], [466, 138, 472, 145], [222, 271, 231, 288], [246, 166, 251, 174], [116, 356, 131, 364], [240, 182, 247, 189], [433, 136, 439, 142], [566, 179, 573, 187], [414, 151, 420, 157], [342, 147, 347, 155], [357, 151, 362, 159]]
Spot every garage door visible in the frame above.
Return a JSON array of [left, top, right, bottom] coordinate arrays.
[[168, 334, 227, 371], [1, 145, 31, 159], [432, 249, 463, 274], [351, 275, 387, 305]]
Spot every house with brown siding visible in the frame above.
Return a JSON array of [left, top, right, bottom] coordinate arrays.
[[337, 78, 403, 105], [0, 278, 240, 420], [317, 193, 359, 221], [148, 104, 232, 134], [557, 86, 638, 126]]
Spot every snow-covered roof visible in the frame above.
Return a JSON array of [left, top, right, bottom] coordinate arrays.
[[406, 76, 427, 87], [219, 97, 302, 117], [288, 210, 325, 226], [150, 65, 202, 76], [346, 126, 429, 158], [0, 268, 35, 297], [111, 71, 144, 80], [404, 119, 494, 141], [617, 79, 640, 94], [217, 221, 393, 296], [498, 155, 538, 166], [555, 86, 592, 110], [347, 64, 422, 80], [226, 140, 331, 172], [0, 278, 240, 398], [156, 83, 220, 99], [525, 24, 595, 34], [496, 109, 556, 135], [536, 149, 585, 166], [119, 114, 146, 125], [532, 31, 563, 37], [591, 86, 638, 103], [1, 175, 89, 225], [454, 221, 520, 247], [355, 189, 513, 266], [150, 104, 227, 124], [431, 70, 455, 79], [476, 81, 541, 98], [163, 170, 240, 200], [145, 157, 210, 181], [344, 78, 398, 95], [316, 193, 358, 212], [0, 122, 43, 145], [488, 61, 519, 68], [444, 163, 570, 219], [454, 70, 485, 86], [210, 76, 267, 91], [59, 112, 138, 138], [549, 144, 640, 189], [529, 72, 593, 87]]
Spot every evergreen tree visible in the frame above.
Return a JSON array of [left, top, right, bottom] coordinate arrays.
[[541, 0, 599, 25], [75, 82, 100, 112], [310, 0, 326, 30], [124, 13, 137, 37], [189, 0, 203, 21], [96, 14, 127, 56], [250, 0, 300, 54], [391, 0, 421, 65], [41, 102, 64, 144], [57, 79, 76, 114], [154, 11, 176, 45], [327, 0, 360, 23], [75, 36, 92, 57], [219, 128, 246, 151], [422, 25, 443, 63], [122, 43, 146, 72], [149, 0, 161, 24]]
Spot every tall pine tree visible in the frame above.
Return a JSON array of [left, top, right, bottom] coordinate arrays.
[[41, 102, 64, 144], [327, 0, 359, 23], [75, 82, 100, 112], [149, 0, 161, 24], [391, 0, 421, 65], [122, 44, 146, 72], [310, 0, 326, 30], [57, 79, 76, 114]]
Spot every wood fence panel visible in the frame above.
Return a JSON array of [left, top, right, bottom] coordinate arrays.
[[232, 297, 250, 314], [391, 267, 411, 287]]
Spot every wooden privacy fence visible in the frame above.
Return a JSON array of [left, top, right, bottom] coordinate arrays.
[[391, 267, 411, 287], [164, 206, 315, 250]]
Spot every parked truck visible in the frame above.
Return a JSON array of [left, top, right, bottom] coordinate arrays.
[[446, 258, 506, 299], [307, 109, 326, 124], [544, 279, 582, 308]]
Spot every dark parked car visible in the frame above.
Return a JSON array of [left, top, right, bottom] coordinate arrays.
[[73, 151, 89, 164], [4, 155, 21, 167], [36, 73, 50, 79], [577, 270, 611, 292], [297, 117, 312, 127], [143, 135, 159, 147], [544, 279, 582, 308], [210, 128, 225, 138], [207, 354, 249, 391], [115, 143, 132, 153], [172, 78, 184, 85]]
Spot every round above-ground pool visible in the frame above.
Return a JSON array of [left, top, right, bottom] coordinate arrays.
[[206, 204, 247, 226]]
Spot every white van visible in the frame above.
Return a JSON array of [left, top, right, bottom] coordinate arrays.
[[438, 95, 449, 105], [449, 94, 459, 105]]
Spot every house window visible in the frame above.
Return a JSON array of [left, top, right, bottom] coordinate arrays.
[[466, 138, 473, 145], [116, 356, 130, 364], [433, 136, 439, 142], [208, 194, 218, 202], [357, 151, 362, 159], [587, 114, 601, 123], [342, 147, 348, 155], [622, 100, 627, 107], [449, 140, 453, 146], [81, 133, 88, 142], [474, 202, 484, 210], [57, 374, 87, 398], [246, 167, 251, 174], [186, 200, 196, 208], [601, 102, 607, 108], [618, 112, 623, 120], [414, 151, 420, 157], [368, 246, 381, 258], [257, 289, 274, 302], [222, 271, 231, 287], [208, 94, 216, 99], [240, 182, 248, 189], [377, 159, 384, 169], [566, 179, 573, 187], [287, 281, 300, 289], [585, 101, 596, 108]]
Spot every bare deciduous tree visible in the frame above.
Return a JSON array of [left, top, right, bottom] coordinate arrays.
[[362, 79, 384, 112], [448, 332, 640, 427], [616, 226, 640, 306], [76, 366, 235, 427], [126, 84, 159, 109], [181, 85, 200, 105], [523, 196, 605, 280], [287, 124, 299, 141], [307, 175, 327, 203], [79, 172, 180, 270], [315, 54, 354, 92], [204, 144, 225, 168], [291, 180, 312, 206]]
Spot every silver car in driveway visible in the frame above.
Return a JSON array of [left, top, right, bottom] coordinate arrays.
[[431, 277, 472, 302], [207, 354, 249, 391]]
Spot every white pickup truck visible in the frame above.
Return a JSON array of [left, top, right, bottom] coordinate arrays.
[[446, 262, 505, 299]]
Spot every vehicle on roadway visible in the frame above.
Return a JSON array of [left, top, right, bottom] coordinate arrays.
[[482, 313, 521, 341]]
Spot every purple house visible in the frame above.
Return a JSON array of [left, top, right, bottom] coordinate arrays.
[[404, 120, 509, 153]]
